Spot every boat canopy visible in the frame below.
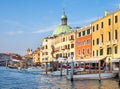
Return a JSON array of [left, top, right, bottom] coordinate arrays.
[[110, 58, 120, 62], [76, 57, 106, 63]]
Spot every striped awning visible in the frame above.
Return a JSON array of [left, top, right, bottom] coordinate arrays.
[[76, 57, 106, 63], [110, 58, 120, 62]]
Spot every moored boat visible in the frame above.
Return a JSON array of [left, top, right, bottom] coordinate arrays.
[[66, 72, 117, 80]]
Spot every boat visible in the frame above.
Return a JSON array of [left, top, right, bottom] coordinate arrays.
[[25, 67, 46, 72], [25, 66, 53, 72], [66, 72, 117, 80], [51, 69, 68, 76], [8, 65, 18, 69]]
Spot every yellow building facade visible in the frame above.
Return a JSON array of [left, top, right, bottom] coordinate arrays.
[[92, 9, 120, 63]]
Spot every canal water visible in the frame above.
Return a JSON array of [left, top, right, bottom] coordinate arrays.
[[0, 67, 119, 89]]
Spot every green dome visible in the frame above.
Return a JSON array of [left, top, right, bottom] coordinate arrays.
[[52, 25, 72, 36], [61, 14, 67, 19]]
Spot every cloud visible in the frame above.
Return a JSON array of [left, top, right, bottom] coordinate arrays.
[[69, 17, 98, 26], [6, 30, 24, 36], [3, 20, 22, 26], [32, 25, 57, 34]]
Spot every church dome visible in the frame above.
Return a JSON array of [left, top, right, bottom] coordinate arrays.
[[52, 25, 72, 36], [52, 11, 72, 36]]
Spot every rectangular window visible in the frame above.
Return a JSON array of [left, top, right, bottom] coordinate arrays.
[[93, 51, 94, 56], [96, 50, 98, 56], [114, 46, 118, 54], [101, 22, 103, 28], [96, 38, 99, 45], [100, 49, 103, 55], [96, 24, 98, 30], [93, 40, 95, 45], [71, 35, 74, 40], [82, 49, 84, 54], [93, 26, 95, 32], [78, 42, 80, 46], [63, 38, 65, 42], [87, 29, 90, 34], [115, 15, 118, 23], [82, 40, 85, 45], [82, 31, 85, 36], [108, 18, 111, 26], [108, 32, 111, 41], [101, 34, 103, 43], [68, 44, 70, 49], [71, 52, 74, 56], [78, 32, 81, 37], [71, 44, 74, 48], [115, 30, 118, 40], [87, 48, 90, 54], [107, 47, 112, 55], [87, 39, 90, 44], [78, 50, 80, 55]]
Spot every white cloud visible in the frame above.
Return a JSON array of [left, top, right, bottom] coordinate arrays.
[[6, 30, 24, 36], [3, 20, 22, 26], [33, 25, 57, 34], [69, 17, 98, 26]]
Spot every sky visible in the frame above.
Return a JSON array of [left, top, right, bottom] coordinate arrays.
[[0, 0, 119, 55]]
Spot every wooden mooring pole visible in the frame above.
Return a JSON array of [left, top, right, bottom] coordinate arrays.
[[98, 61, 101, 82], [118, 60, 120, 85], [46, 62, 48, 75], [70, 56, 74, 81], [66, 61, 69, 75], [60, 61, 63, 76]]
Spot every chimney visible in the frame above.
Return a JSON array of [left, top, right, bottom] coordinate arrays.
[[104, 10, 108, 16]]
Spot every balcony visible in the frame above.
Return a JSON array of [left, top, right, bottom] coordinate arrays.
[[69, 38, 74, 41], [112, 40, 118, 45], [99, 43, 103, 47], [80, 54, 84, 57], [106, 41, 110, 46]]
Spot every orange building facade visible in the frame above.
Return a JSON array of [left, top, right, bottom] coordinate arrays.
[[75, 25, 92, 60]]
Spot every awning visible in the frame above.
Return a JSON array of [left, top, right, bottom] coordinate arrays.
[[57, 57, 67, 63], [76, 57, 106, 63], [110, 58, 120, 62]]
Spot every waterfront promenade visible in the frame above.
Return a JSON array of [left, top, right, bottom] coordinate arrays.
[[0, 67, 119, 89]]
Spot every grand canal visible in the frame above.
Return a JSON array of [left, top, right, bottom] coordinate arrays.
[[0, 67, 119, 89]]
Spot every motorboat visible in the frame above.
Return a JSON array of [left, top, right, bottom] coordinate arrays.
[[25, 67, 46, 72], [51, 69, 69, 76], [66, 72, 117, 80]]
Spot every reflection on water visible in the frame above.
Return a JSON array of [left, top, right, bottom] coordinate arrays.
[[0, 67, 120, 89]]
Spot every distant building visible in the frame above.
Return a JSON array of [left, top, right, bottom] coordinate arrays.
[[32, 47, 40, 65], [40, 37, 54, 63]]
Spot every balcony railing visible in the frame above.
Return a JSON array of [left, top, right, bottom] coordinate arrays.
[[112, 40, 118, 45], [106, 41, 110, 46], [99, 42, 103, 47]]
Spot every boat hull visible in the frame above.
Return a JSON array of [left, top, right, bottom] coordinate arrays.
[[66, 73, 117, 80]]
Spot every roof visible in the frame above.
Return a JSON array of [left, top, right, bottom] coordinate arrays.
[[52, 25, 72, 36]]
